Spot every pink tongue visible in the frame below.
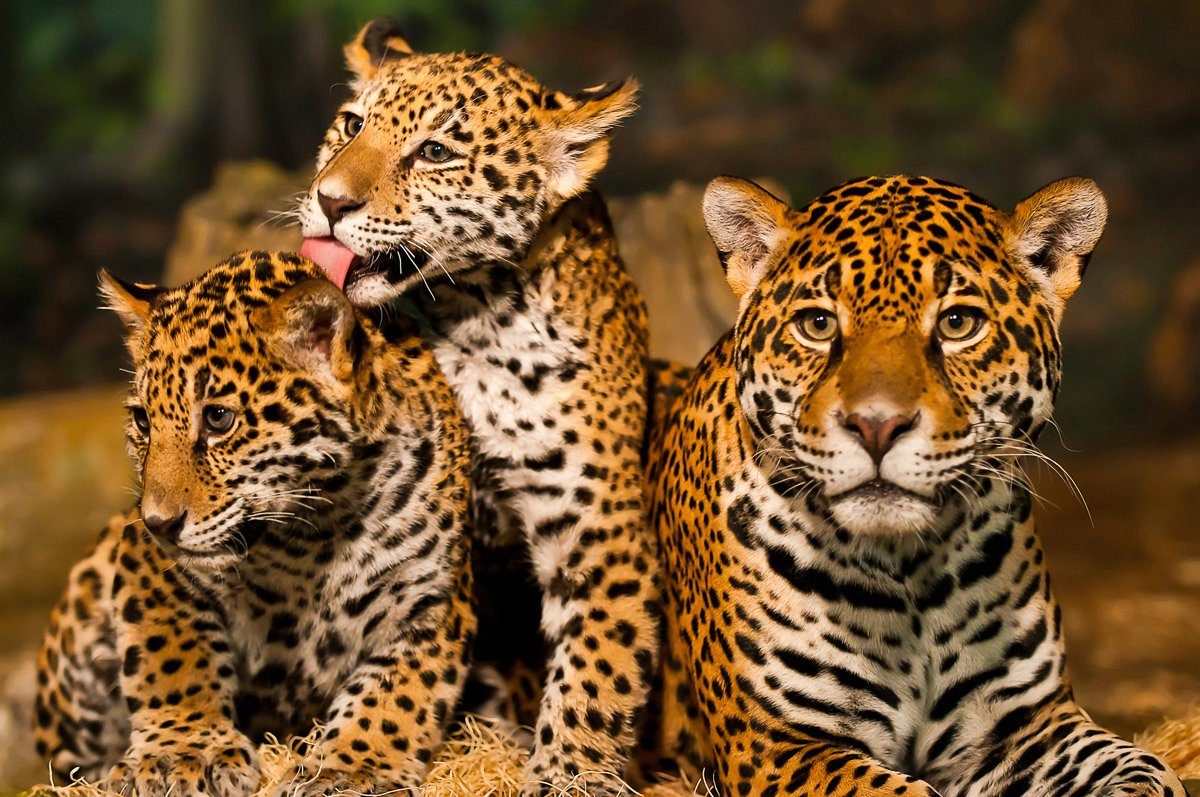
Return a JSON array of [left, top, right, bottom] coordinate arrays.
[[300, 237, 358, 290]]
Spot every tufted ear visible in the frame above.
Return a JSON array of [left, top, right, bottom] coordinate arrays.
[[99, 270, 162, 359], [539, 78, 639, 208], [1006, 177, 1107, 310], [263, 279, 360, 383], [702, 176, 794, 303], [344, 17, 414, 82]]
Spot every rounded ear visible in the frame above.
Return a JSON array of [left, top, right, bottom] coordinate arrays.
[[539, 78, 640, 208], [702, 176, 794, 302], [263, 279, 360, 383], [344, 17, 414, 82], [1005, 177, 1107, 309]]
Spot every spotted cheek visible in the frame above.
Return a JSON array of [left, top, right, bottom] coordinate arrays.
[[314, 138, 343, 171], [792, 376, 860, 458], [126, 435, 148, 468], [740, 355, 828, 454]]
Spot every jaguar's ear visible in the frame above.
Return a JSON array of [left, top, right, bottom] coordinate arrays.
[[99, 269, 161, 329], [1006, 177, 1107, 311], [99, 270, 162, 359], [345, 17, 414, 82], [264, 279, 360, 383], [702, 176, 794, 303], [539, 78, 639, 208]]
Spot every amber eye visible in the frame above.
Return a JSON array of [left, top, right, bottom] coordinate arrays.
[[794, 308, 840, 345], [342, 112, 364, 137], [936, 307, 985, 342], [130, 406, 150, 434], [416, 141, 456, 163], [202, 406, 236, 435]]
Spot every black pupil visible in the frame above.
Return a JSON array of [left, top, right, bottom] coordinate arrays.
[[207, 409, 229, 428], [347, 116, 362, 134], [427, 143, 443, 158], [134, 410, 148, 429]]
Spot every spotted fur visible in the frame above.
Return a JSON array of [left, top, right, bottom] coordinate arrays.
[[298, 20, 660, 794], [34, 252, 474, 797], [648, 175, 1185, 796]]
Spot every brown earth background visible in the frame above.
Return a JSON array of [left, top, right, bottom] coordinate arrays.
[[1, 0, 1198, 789]]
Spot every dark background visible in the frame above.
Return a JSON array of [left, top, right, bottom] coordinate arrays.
[[2, 0, 1199, 444]]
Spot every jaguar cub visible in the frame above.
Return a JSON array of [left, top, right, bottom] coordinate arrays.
[[650, 175, 1185, 797], [299, 19, 660, 794], [34, 252, 474, 797]]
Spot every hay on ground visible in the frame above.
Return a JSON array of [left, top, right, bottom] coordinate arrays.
[[25, 709, 1200, 796]]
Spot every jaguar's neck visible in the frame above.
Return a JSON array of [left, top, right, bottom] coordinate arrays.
[[417, 191, 617, 328]]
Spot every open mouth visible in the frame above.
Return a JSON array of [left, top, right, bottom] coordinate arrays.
[[300, 237, 430, 291]]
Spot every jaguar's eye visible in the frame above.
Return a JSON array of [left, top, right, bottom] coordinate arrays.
[[130, 406, 151, 434], [202, 406, 236, 435], [342, 112, 364, 138], [416, 141, 456, 164], [794, 308, 840, 345], [936, 307, 985, 343]]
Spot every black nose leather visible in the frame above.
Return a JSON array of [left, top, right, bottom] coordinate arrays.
[[142, 510, 188, 542], [843, 412, 915, 465], [318, 192, 365, 225]]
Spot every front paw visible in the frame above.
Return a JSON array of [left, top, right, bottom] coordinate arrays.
[[272, 765, 419, 797], [521, 756, 631, 797], [105, 731, 259, 797]]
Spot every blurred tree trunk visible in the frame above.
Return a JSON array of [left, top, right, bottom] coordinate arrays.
[[279, 7, 337, 165], [131, 0, 211, 181], [212, 0, 265, 159]]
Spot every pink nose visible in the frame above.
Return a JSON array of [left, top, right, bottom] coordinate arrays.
[[142, 509, 188, 542], [843, 412, 915, 464], [317, 192, 364, 225]]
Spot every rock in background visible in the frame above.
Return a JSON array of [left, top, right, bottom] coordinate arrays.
[[163, 161, 308, 287]]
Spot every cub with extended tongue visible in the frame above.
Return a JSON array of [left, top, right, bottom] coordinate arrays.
[[300, 18, 662, 796]]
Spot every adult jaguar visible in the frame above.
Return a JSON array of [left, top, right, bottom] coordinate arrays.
[[297, 19, 660, 794], [34, 252, 474, 797], [648, 174, 1186, 797]]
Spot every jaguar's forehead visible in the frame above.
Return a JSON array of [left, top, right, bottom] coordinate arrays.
[[363, 52, 548, 116], [138, 252, 322, 380], [776, 175, 1015, 317]]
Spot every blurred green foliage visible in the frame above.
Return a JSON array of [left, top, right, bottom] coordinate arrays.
[[0, 0, 1197, 444]]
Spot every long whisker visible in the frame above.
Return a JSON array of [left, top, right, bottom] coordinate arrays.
[[973, 435, 1090, 524]]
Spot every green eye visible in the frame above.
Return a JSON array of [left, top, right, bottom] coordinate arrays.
[[937, 307, 985, 342], [203, 406, 236, 435], [343, 113, 364, 137], [794, 308, 839, 344], [131, 406, 150, 434], [417, 141, 456, 163]]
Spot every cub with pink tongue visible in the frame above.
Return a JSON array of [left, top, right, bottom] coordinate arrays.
[[295, 17, 674, 796]]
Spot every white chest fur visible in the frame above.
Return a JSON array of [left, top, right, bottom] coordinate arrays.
[[429, 287, 583, 476]]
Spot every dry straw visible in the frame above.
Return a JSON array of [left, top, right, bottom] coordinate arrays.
[[26, 709, 1200, 796]]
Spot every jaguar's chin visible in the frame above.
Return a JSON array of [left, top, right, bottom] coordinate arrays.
[[343, 271, 422, 308], [153, 518, 268, 571], [828, 479, 940, 535], [155, 539, 245, 572]]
